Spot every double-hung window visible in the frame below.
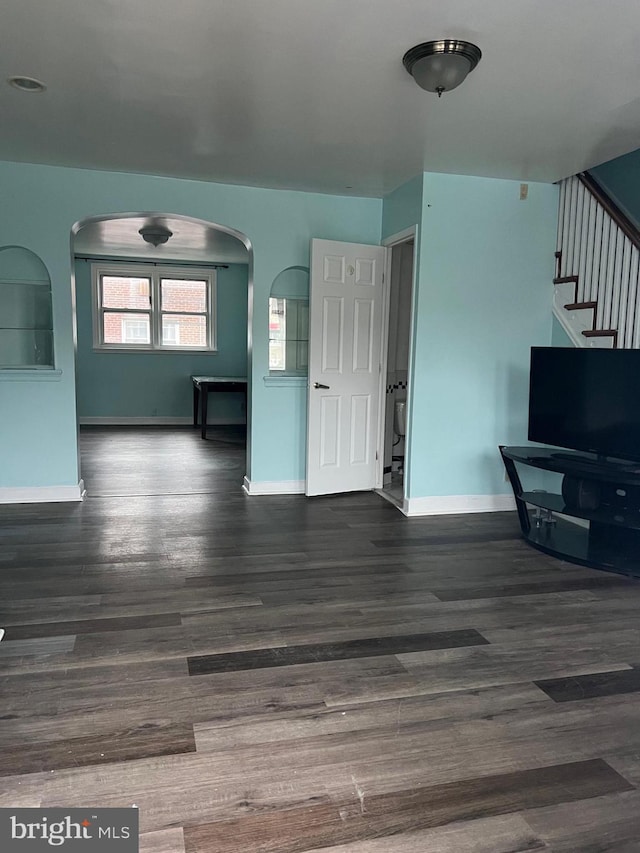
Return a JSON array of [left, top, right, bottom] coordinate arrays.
[[92, 264, 216, 351]]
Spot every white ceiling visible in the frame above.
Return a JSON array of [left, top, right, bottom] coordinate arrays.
[[3, 0, 640, 197], [75, 216, 249, 264]]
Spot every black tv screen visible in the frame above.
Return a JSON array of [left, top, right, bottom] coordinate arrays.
[[528, 347, 640, 462]]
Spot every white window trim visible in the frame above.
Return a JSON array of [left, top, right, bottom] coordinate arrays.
[[91, 263, 217, 353]]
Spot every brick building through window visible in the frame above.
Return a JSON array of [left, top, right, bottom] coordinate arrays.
[[92, 265, 216, 351]]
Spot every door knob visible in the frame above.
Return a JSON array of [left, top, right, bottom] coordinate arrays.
[[314, 382, 330, 389]]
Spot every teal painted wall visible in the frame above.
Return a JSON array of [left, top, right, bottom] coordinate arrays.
[[0, 160, 382, 489], [1, 157, 559, 498], [74, 259, 248, 420], [591, 148, 640, 227], [404, 173, 558, 499], [381, 175, 423, 240]]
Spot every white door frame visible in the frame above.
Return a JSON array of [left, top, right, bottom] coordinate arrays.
[[376, 226, 418, 497]]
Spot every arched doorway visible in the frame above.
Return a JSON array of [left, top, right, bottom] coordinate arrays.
[[70, 212, 253, 496]]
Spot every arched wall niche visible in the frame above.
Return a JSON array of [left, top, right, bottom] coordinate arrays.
[[269, 266, 309, 374], [0, 246, 54, 369]]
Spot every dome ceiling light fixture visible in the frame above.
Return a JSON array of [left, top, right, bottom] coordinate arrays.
[[138, 223, 173, 247], [403, 40, 482, 97]]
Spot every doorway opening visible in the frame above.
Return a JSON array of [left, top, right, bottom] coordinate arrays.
[[69, 212, 253, 497], [378, 230, 416, 510]]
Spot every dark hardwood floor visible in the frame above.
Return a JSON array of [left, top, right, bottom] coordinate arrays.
[[2, 426, 640, 852]]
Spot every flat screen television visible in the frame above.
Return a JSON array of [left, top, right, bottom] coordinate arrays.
[[528, 347, 640, 463]]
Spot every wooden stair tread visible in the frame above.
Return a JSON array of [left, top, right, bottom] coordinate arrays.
[[582, 329, 619, 348], [564, 301, 597, 311]]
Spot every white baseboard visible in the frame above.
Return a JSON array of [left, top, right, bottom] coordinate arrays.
[[79, 417, 245, 426], [0, 480, 85, 505], [242, 476, 306, 496], [401, 493, 516, 517]]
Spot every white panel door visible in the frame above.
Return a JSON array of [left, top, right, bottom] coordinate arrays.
[[306, 238, 385, 496]]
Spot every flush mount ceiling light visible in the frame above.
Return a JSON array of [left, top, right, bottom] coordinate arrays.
[[138, 224, 173, 247], [8, 76, 47, 93], [403, 40, 481, 97]]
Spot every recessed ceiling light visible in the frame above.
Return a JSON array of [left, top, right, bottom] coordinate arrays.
[[8, 76, 47, 93]]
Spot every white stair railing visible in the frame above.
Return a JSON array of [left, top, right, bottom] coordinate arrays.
[[555, 173, 640, 348]]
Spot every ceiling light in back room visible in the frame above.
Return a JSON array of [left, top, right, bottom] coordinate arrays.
[[8, 76, 47, 93], [139, 224, 173, 247]]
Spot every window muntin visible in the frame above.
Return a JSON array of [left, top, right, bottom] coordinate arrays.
[[92, 265, 216, 352]]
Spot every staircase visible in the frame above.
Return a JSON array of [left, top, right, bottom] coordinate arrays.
[[554, 172, 640, 348]]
